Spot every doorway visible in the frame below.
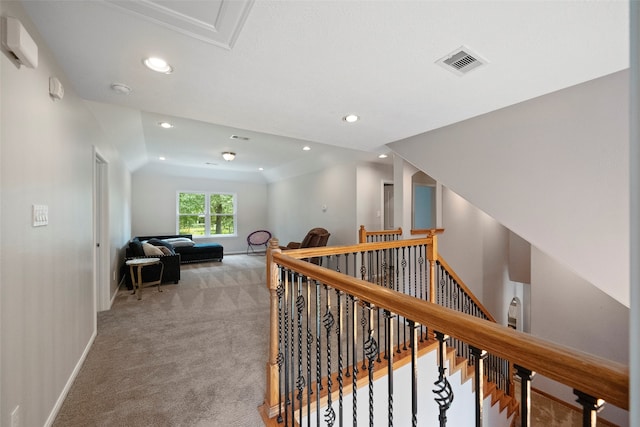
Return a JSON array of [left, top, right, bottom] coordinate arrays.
[[383, 183, 394, 229], [94, 149, 109, 312]]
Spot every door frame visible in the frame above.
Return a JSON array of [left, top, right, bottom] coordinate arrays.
[[93, 148, 110, 312]]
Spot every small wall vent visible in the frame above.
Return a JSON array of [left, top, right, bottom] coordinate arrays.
[[437, 46, 487, 76]]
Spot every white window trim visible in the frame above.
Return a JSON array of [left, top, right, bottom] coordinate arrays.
[[176, 191, 238, 237]]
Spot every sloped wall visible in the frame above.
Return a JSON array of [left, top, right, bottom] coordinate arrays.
[[389, 71, 629, 306]]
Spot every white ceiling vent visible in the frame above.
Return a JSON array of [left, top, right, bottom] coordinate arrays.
[[230, 135, 250, 141], [437, 46, 487, 76]]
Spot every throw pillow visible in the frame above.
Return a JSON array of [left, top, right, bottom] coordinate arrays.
[[158, 246, 173, 255], [142, 242, 164, 256], [165, 237, 195, 247], [129, 238, 145, 257], [148, 238, 176, 254]]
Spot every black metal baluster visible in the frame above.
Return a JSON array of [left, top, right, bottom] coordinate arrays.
[[470, 346, 488, 427], [401, 248, 407, 350], [574, 390, 604, 427], [395, 248, 401, 354], [306, 277, 313, 424], [315, 280, 322, 427], [385, 310, 394, 426], [282, 270, 290, 426], [409, 320, 419, 427], [351, 296, 359, 427], [289, 272, 296, 425], [295, 276, 305, 424], [433, 331, 454, 427], [276, 268, 285, 424], [514, 365, 533, 427], [364, 304, 378, 427], [323, 286, 336, 426], [336, 289, 344, 427], [345, 253, 352, 378]]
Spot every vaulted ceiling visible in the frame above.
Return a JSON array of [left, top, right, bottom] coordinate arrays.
[[21, 0, 629, 182]]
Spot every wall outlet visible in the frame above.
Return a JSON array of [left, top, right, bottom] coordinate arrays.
[[11, 405, 20, 427]]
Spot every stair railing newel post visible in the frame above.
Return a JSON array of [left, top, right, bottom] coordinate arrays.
[[470, 346, 488, 427], [573, 389, 605, 427], [265, 238, 283, 419], [514, 364, 534, 427]]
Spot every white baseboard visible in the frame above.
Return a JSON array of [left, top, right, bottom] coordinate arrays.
[[44, 329, 97, 427]]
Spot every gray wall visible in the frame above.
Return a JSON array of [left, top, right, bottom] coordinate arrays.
[[0, 2, 131, 425], [390, 70, 629, 307], [356, 162, 393, 232], [131, 168, 268, 253], [267, 162, 359, 247]]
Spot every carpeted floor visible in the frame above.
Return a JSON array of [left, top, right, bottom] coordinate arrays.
[[53, 254, 270, 427]]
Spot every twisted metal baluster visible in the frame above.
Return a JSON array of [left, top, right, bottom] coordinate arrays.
[[385, 310, 394, 427], [401, 248, 407, 350], [351, 296, 359, 427], [395, 248, 401, 354], [345, 253, 351, 378], [276, 270, 284, 423], [289, 272, 296, 425], [306, 277, 313, 423], [364, 304, 378, 427], [361, 302, 367, 371], [409, 320, 419, 427], [336, 289, 344, 427], [433, 331, 454, 427], [418, 247, 426, 341], [295, 276, 305, 423], [323, 286, 336, 427], [316, 280, 322, 427], [283, 270, 291, 426]]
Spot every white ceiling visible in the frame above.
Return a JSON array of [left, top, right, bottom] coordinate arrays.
[[20, 0, 629, 182]]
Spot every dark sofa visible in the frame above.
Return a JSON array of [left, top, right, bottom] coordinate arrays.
[[136, 234, 224, 264], [124, 237, 181, 289]]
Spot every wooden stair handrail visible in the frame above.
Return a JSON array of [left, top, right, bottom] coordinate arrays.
[[359, 225, 403, 243], [435, 254, 496, 323], [279, 236, 434, 259], [271, 252, 629, 410]]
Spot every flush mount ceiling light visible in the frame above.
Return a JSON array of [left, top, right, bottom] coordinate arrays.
[[342, 114, 359, 123], [158, 121, 173, 129], [222, 152, 236, 161], [159, 156, 166, 161], [302, 146, 311, 151], [110, 82, 132, 95], [378, 154, 388, 159], [258, 167, 264, 171], [143, 56, 173, 74]]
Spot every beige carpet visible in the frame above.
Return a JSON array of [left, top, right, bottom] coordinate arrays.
[[53, 254, 616, 426], [53, 254, 270, 427]]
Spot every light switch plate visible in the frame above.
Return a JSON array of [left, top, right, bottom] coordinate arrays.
[[32, 204, 48, 226]]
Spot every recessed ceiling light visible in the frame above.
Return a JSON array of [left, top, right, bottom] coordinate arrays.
[[343, 114, 359, 123], [110, 82, 132, 95], [258, 167, 264, 171], [378, 154, 388, 159], [303, 146, 311, 151], [158, 122, 173, 129], [143, 57, 173, 74], [159, 156, 166, 161], [222, 152, 236, 161]]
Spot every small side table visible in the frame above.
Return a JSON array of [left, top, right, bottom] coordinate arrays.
[[126, 257, 164, 300]]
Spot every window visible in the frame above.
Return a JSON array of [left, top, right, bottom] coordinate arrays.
[[177, 192, 236, 237]]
